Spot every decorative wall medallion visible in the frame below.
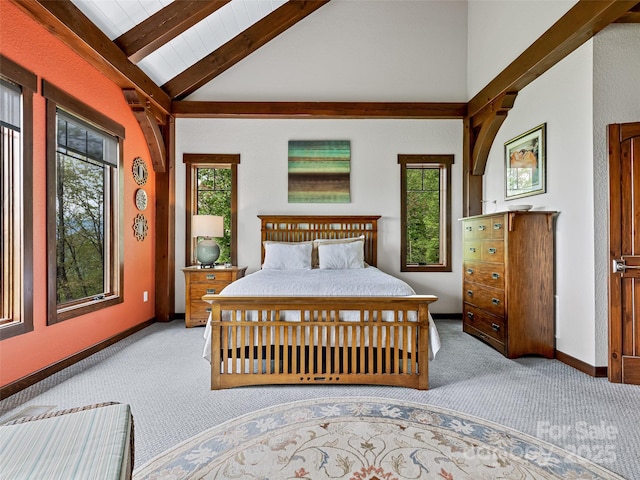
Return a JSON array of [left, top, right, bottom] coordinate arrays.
[[135, 188, 148, 211], [132, 157, 148, 185], [133, 213, 148, 241]]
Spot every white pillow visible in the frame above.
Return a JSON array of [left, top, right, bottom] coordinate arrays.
[[262, 242, 312, 270], [318, 241, 365, 269], [312, 235, 365, 267]]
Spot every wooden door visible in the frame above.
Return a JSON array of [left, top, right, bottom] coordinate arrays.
[[608, 122, 640, 384]]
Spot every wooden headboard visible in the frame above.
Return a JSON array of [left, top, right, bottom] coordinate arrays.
[[259, 215, 381, 267]]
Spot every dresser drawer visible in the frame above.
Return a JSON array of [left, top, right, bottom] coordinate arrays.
[[490, 216, 505, 239], [463, 219, 493, 240], [480, 240, 504, 263], [464, 304, 505, 343], [191, 281, 230, 298], [188, 302, 212, 326], [189, 270, 234, 284], [464, 262, 505, 289], [463, 242, 482, 261], [464, 282, 505, 316]]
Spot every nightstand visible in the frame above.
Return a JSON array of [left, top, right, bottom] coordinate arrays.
[[182, 265, 247, 327]]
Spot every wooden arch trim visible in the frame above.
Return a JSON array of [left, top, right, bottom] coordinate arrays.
[[123, 89, 167, 172], [470, 92, 518, 176]]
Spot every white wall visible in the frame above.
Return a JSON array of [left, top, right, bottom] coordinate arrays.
[[176, 1, 470, 315], [175, 118, 464, 314], [592, 24, 640, 364], [482, 42, 597, 363], [467, 0, 576, 99], [188, 0, 468, 102]]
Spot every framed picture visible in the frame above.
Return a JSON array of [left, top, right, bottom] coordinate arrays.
[[504, 123, 546, 200], [288, 140, 351, 203]]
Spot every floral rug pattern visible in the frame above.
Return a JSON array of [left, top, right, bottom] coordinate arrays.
[[134, 398, 623, 480]]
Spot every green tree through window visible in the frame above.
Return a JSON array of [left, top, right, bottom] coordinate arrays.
[[406, 167, 441, 265], [44, 80, 124, 324], [399, 154, 453, 272], [195, 167, 231, 263], [184, 154, 239, 267]]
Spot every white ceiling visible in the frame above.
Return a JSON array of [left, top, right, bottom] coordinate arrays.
[[71, 0, 287, 86]]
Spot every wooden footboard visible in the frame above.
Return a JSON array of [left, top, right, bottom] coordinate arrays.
[[203, 295, 437, 390]]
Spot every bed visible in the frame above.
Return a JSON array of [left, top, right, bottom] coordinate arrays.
[[202, 215, 438, 390]]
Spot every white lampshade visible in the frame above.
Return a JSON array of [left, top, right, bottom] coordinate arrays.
[[192, 215, 224, 238]]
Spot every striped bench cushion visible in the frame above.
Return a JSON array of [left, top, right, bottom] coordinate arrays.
[[0, 403, 133, 480]]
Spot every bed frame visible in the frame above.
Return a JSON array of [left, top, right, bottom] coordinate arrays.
[[203, 215, 437, 390]]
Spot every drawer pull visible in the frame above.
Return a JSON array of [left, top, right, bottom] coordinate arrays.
[[206, 289, 216, 294], [466, 290, 473, 297], [205, 307, 212, 313], [492, 298, 500, 306], [467, 312, 474, 319], [492, 323, 500, 332], [492, 272, 500, 279], [494, 223, 502, 230], [467, 268, 474, 275], [478, 225, 486, 231], [465, 226, 472, 231], [469, 247, 476, 253], [206, 274, 216, 280], [488, 248, 497, 254]]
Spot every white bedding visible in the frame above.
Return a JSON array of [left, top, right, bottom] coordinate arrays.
[[202, 267, 441, 361]]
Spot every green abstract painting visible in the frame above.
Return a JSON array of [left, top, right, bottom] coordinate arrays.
[[288, 140, 351, 203]]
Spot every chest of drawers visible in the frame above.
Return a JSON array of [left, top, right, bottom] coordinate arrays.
[[461, 211, 557, 358], [182, 266, 247, 327]]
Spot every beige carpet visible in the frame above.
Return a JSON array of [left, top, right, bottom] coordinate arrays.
[[134, 397, 624, 480]]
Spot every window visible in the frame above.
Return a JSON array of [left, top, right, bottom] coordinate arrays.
[[0, 56, 35, 340], [44, 81, 124, 324], [399, 154, 453, 272], [184, 154, 239, 266]]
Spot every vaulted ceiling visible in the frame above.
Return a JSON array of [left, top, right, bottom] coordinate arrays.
[[13, 1, 639, 112], [9, 0, 640, 175]]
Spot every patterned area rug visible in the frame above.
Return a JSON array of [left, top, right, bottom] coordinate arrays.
[[134, 397, 623, 480]]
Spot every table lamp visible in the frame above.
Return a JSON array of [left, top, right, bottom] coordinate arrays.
[[192, 215, 224, 268]]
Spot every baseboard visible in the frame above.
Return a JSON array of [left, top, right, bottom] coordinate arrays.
[[0, 318, 156, 400], [431, 313, 462, 320], [555, 350, 608, 377]]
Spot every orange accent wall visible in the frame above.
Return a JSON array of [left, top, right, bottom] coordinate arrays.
[[1, 1, 157, 387]]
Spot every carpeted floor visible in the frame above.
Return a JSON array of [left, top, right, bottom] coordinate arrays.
[[1, 319, 639, 479]]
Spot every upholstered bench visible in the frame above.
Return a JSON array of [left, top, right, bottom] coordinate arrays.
[[0, 402, 133, 480]]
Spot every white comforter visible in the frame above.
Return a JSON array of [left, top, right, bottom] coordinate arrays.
[[202, 267, 440, 361]]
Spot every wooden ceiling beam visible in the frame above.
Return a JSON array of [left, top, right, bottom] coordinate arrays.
[[468, 0, 639, 118], [164, 0, 331, 100], [11, 0, 172, 114], [171, 101, 467, 119], [615, 3, 640, 22], [115, 0, 231, 63]]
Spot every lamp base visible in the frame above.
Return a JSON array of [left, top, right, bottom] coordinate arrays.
[[196, 239, 220, 268]]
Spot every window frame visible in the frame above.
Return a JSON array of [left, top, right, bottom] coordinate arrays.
[[0, 55, 35, 340], [43, 80, 125, 324], [183, 154, 239, 267], [399, 154, 453, 273]]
